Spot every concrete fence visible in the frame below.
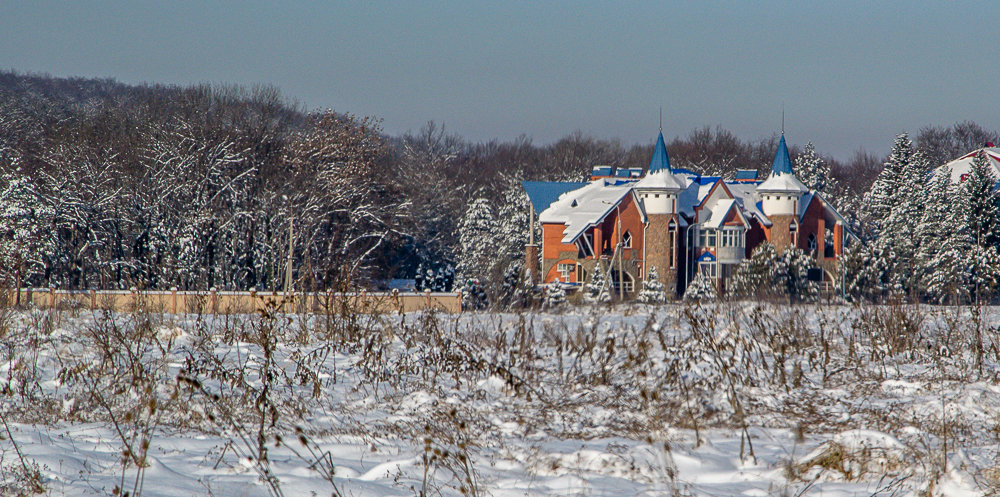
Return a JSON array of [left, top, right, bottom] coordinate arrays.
[[3, 288, 463, 314]]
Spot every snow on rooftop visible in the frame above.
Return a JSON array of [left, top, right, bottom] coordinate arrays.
[[725, 181, 771, 226], [936, 147, 1000, 183], [538, 179, 634, 243], [702, 198, 739, 229], [633, 169, 687, 190], [757, 171, 808, 193]]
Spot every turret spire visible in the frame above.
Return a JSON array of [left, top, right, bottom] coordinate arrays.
[[648, 131, 671, 174], [770, 134, 794, 175]]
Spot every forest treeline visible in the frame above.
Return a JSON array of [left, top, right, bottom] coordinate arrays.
[[0, 71, 996, 295]]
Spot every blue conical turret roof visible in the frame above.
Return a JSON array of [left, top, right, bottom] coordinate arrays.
[[648, 132, 671, 173], [771, 134, 794, 175]]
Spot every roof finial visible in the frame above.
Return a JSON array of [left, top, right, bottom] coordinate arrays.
[[659, 106, 662, 133], [781, 104, 785, 135]]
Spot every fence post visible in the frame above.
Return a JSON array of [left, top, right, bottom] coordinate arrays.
[[210, 287, 218, 314], [90, 290, 96, 310], [425, 289, 431, 310], [249, 287, 256, 314], [170, 287, 178, 314], [49, 287, 55, 309]]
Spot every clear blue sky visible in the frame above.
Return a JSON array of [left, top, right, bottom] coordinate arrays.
[[2, 1, 997, 160]]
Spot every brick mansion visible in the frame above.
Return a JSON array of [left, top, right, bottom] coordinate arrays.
[[522, 129, 853, 297]]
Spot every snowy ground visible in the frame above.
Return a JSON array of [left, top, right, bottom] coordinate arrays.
[[2, 302, 1000, 496]]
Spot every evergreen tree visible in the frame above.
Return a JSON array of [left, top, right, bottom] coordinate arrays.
[[636, 265, 667, 304], [456, 196, 498, 285], [582, 263, 611, 304], [543, 278, 567, 309], [683, 273, 717, 301], [862, 133, 928, 294], [961, 151, 1000, 251], [965, 244, 1000, 303], [730, 243, 776, 298], [499, 263, 523, 309], [795, 142, 838, 194], [915, 170, 954, 300], [773, 246, 819, 302], [841, 241, 893, 302]]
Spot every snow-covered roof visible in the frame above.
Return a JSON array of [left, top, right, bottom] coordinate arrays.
[[757, 172, 808, 193], [538, 179, 635, 243], [676, 181, 701, 218], [936, 148, 1000, 183], [522, 181, 590, 214], [726, 181, 771, 226], [634, 169, 687, 190], [702, 198, 748, 229]]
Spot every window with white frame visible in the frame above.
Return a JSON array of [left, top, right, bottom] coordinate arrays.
[[719, 228, 744, 248], [622, 230, 632, 248], [698, 262, 717, 278], [557, 263, 574, 281], [808, 233, 817, 253]]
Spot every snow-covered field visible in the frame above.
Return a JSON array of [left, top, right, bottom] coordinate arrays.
[[2, 302, 1000, 496]]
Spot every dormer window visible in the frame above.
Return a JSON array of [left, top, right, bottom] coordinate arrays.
[[622, 230, 632, 248]]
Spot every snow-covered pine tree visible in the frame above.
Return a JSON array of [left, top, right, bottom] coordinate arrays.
[[435, 265, 455, 292], [730, 242, 777, 298], [414, 262, 427, 291], [772, 246, 819, 302], [683, 272, 717, 301], [961, 151, 1000, 252], [543, 278, 567, 309], [965, 244, 1000, 303], [457, 196, 499, 286], [862, 133, 928, 294], [863, 133, 914, 238], [636, 265, 667, 304], [915, 170, 953, 300], [582, 262, 611, 304], [795, 142, 839, 194], [499, 263, 522, 308]]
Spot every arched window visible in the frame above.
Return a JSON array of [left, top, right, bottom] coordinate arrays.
[[789, 222, 798, 246], [808, 233, 817, 253], [668, 219, 677, 268], [622, 230, 632, 248]]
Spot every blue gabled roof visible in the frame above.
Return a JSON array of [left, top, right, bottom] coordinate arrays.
[[648, 132, 671, 173], [734, 169, 759, 180], [697, 251, 716, 262], [521, 180, 590, 214], [771, 134, 794, 175], [696, 176, 721, 185]]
